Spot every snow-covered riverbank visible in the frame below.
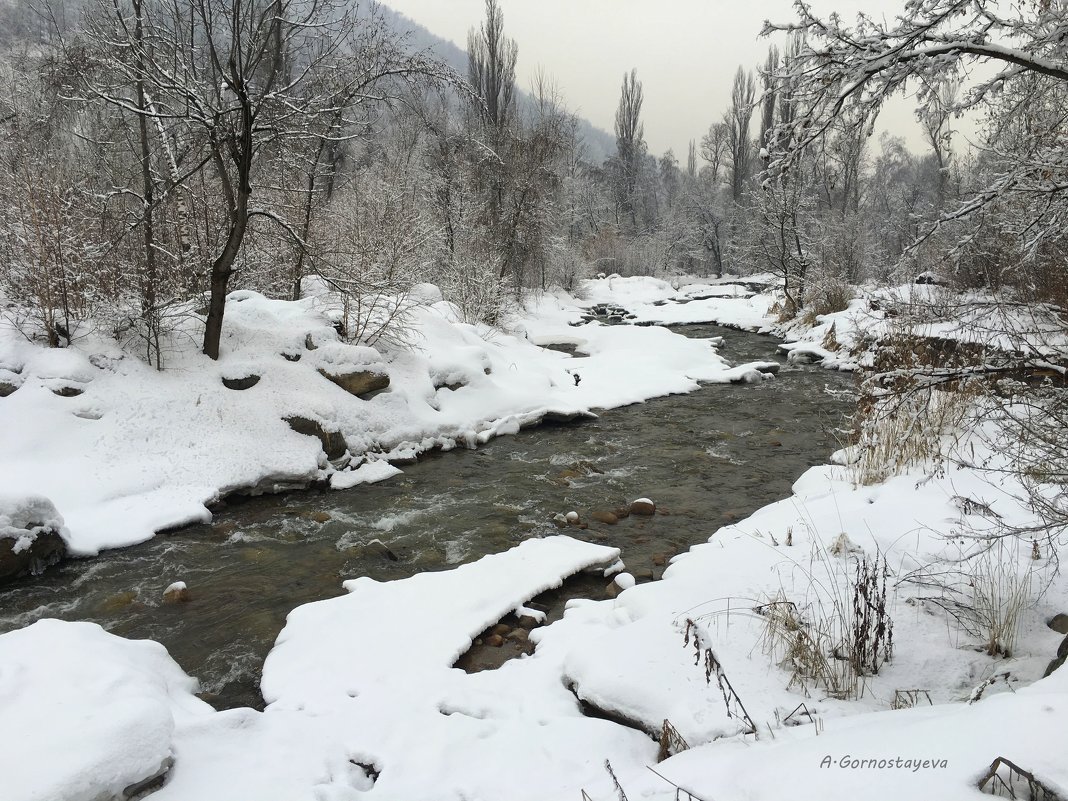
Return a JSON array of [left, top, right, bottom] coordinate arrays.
[[2, 277, 1067, 801], [0, 280, 774, 563]]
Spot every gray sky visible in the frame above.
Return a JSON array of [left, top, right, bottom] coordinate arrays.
[[381, 0, 928, 158]]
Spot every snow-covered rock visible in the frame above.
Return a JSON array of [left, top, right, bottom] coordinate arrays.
[[0, 494, 68, 584], [0, 620, 211, 801]]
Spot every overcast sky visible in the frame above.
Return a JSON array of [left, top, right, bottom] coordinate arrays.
[[380, 0, 929, 158]]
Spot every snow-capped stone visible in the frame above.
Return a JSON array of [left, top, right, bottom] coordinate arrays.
[[629, 498, 656, 516], [0, 494, 68, 584], [162, 581, 191, 604]]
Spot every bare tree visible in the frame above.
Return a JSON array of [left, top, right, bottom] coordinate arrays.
[[614, 67, 645, 229], [700, 122, 728, 184], [466, 0, 518, 283], [467, 0, 516, 153], [78, 0, 445, 360], [725, 67, 756, 203], [765, 0, 1068, 549], [759, 45, 780, 150]]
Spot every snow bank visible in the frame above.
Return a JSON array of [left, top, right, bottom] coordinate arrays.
[[262, 534, 620, 709], [0, 620, 210, 801], [542, 422, 1068, 798], [594, 668, 1068, 801], [574, 274, 778, 331], [147, 535, 654, 801]]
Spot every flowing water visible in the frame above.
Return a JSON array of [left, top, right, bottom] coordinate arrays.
[[0, 324, 854, 709]]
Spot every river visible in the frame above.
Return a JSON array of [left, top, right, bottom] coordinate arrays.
[[0, 324, 854, 709]]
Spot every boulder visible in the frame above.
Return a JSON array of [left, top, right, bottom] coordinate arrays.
[[730, 369, 766, 385], [0, 372, 19, 397], [210, 522, 237, 539], [786, 348, 823, 365], [222, 374, 261, 391], [629, 498, 656, 516], [1048, 613, 1068, 635], [100, 591, 139, 613], [1043, 634, 1068, 678], [122, 757, 173, 799], [162, 581, 191, 604], [485, 634, 505, 648], [590, 510, 619, 525], [318, 368, 390, 398], [0, 529, 66, 585], [0, 496, 68, 585], [284, 416, 347, 460]]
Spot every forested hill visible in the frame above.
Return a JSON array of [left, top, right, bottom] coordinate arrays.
[[375, 3, 617, 162]]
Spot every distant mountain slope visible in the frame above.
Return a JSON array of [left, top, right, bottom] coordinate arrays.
[[377, 3, 617, 163]]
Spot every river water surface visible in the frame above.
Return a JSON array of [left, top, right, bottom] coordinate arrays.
[[0, 324, 853, 708]]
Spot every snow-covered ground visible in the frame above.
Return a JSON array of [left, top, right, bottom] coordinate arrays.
[[2, 276, 1067, 801], [3, 429, 1065, 800], [579, 272, 1068, 375]]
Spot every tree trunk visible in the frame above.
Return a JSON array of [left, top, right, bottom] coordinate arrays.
[[202, 217, 244, 360]]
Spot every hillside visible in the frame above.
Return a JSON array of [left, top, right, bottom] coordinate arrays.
[[377, 3, 618, 162]]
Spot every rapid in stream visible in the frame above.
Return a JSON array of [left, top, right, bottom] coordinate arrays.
[[0, 324, 854, 709]]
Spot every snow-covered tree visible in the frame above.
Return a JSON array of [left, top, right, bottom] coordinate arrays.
[[766, 0, 1068, 292], [77, 0, 446, 360]]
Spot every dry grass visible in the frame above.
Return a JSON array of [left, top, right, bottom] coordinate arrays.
[[755, 550, 895, 700], [800, 279, 853, 326], [849, 384, 977, 486], [755, 591, 857, 699], [969, 539, 1036, 657]]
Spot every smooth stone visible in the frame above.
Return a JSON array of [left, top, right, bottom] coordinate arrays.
[[629, 498, 656, 516]]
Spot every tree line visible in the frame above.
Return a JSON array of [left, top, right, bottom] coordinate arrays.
[[0, 0, 1062, 368]]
